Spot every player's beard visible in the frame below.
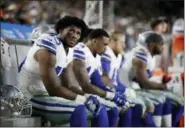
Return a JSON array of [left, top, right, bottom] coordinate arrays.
[[153, 46, 162, 55]]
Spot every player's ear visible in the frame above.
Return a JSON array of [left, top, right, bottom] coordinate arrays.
[[92, 39, 96, 44]]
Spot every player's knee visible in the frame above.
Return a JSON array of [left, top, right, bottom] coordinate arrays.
[[73, 104, 87, 117], [158, 96, 166, 103], [108, 107, 119, 117]]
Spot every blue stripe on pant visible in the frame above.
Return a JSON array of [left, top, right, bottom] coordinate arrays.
[[30, 96, 91, 125]]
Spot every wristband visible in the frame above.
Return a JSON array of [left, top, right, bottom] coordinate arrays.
[[75, 95, 86, 104], [106, 91, 115, 100]]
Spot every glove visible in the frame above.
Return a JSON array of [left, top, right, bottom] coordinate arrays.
[[75, 95, 101, 115], [166, 73, 183, 95], [149, 76, 163, 84], [85, 95, 101, 115], [106, 91, 126, 106]]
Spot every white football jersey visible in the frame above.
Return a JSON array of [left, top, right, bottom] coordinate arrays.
[[118, 45, 154, 88], [18, 33, 73, 99], [101, 46, 123, 86], [95, 54, 103, 75], [73, 43, 99, 78]]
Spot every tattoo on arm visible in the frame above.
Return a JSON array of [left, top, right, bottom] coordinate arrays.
[[73, 59, 106, 97]]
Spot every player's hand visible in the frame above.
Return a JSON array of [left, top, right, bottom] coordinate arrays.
[[166, 73, 183, 95], [106, 91, 127, 106], [85, 95, 101, 115], [114, 92, 128, 106]]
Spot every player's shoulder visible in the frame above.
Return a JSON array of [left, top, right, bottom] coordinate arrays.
[[129, 46, 150, 63], [102, 47, 113, 59], [133, 46, 148, 57], [73, 42, 86, 53], [37, 33, 61, 46], [104, 47, 112, 55], [74, 42, 87, 51], [75, 42, 86, 48], [101, 51, 111, 63], [38, 33, 53, 40]]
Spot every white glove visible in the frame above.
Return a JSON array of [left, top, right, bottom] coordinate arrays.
[[130, 82, 141, 89], [166, 73, 183, 95], [124, 88, 137, 99], [148, 76, 163, 84]]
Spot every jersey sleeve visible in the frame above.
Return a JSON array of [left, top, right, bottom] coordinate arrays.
[[36, 34, 57, 55], [133, 48, 148, 63], [73, 44, 86, 60], [101, 53, 111, 74]]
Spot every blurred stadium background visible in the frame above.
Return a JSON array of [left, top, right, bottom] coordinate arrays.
[[0, 0, 184, 49], [0, 0, 184, 126]]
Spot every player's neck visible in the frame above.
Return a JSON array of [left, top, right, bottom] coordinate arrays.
[[60, 38, 69, 54], [63, 44, 69, 54], [108, 44, 118, 57]]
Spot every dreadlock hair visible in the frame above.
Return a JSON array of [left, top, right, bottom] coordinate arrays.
[[54, 15, 88, 41]]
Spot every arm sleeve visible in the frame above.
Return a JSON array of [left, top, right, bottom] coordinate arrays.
[[90, 69, 112, 92], [115, 74, 126, 93]]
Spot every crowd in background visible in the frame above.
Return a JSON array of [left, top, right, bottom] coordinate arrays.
[[0, 0, 85, 25], [0, 0, 184, 69]]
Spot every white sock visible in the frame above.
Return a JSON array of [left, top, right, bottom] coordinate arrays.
[[162, 114, 172, 127], [152, 115, 162, 127]]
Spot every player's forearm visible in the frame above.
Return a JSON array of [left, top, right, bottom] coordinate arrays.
[[140, 80, 167, 90], [41, 73, 78, 100], [51, 85, 78, 100], [82, 83, 107, 98], [45, 83, 78, 100], [68, 86, 85, 95], [101, 75, 114, 89]]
